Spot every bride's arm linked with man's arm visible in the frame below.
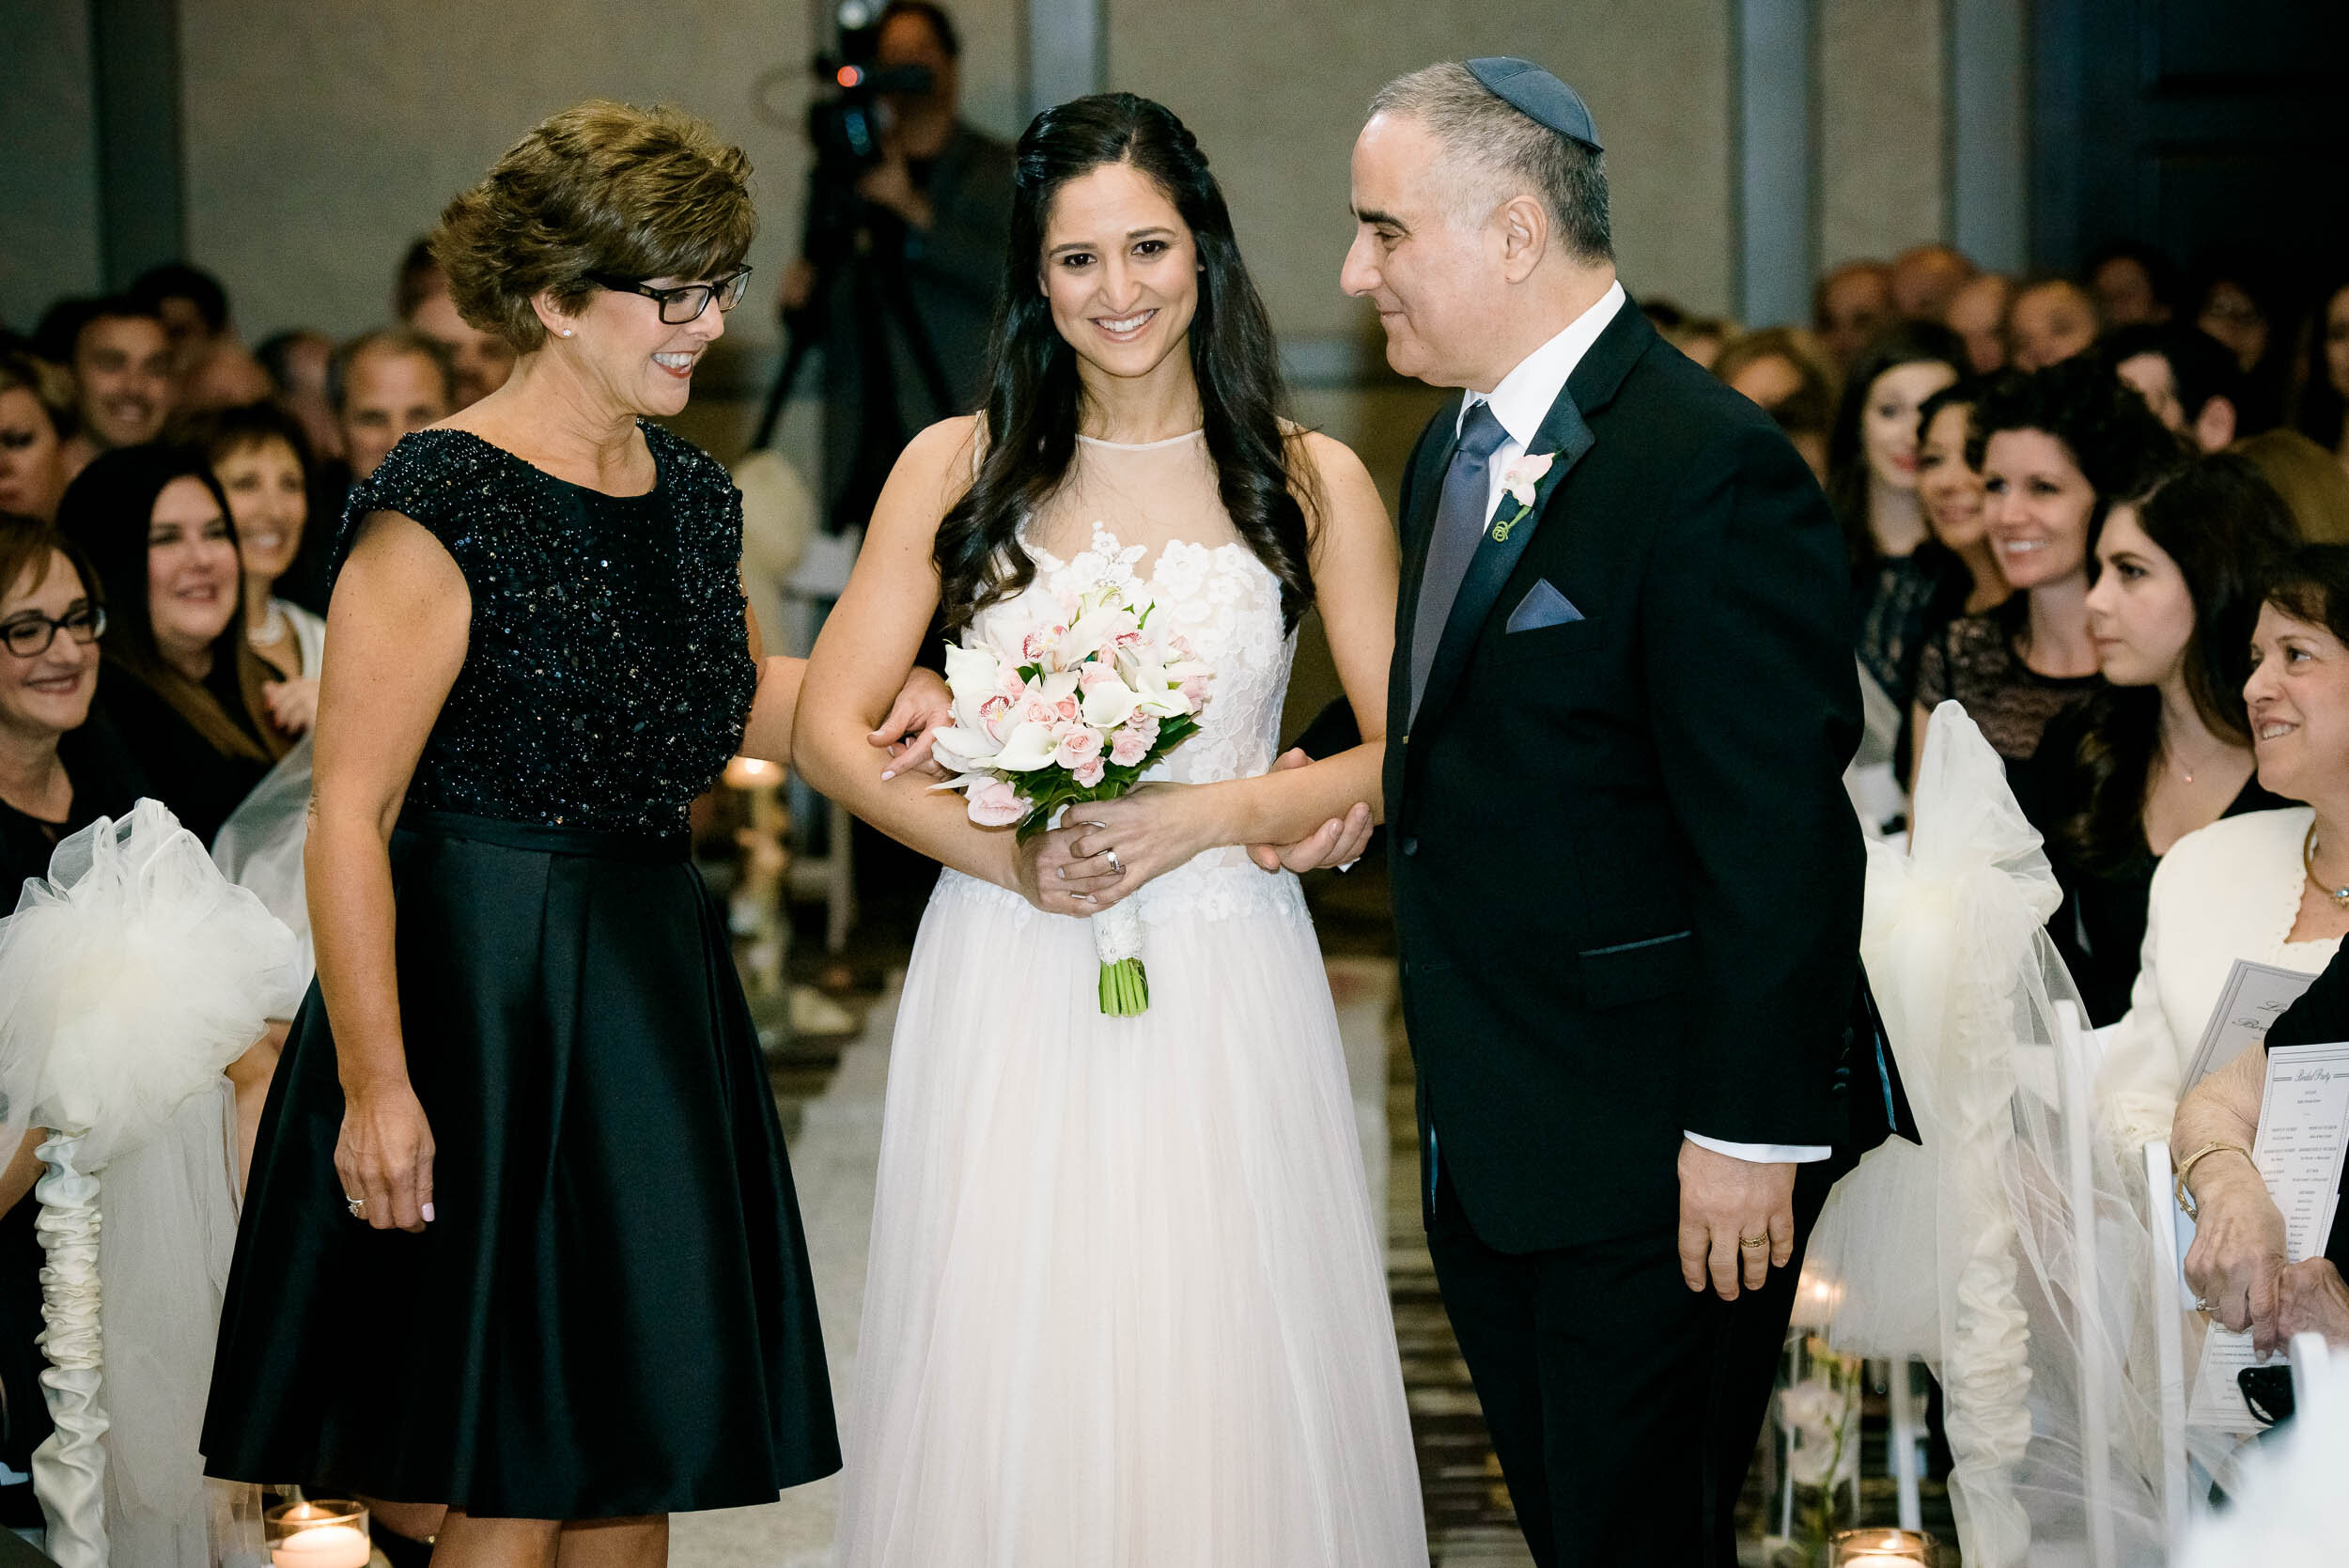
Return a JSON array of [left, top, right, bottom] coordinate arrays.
[[798, 420, 1399, 910]]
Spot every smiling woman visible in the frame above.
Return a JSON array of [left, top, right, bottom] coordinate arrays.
[[1907, 358, 2183, 778], [197, 100, 877, 1564], [54, 444, 286, 846]]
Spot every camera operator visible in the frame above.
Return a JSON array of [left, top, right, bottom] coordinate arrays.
[[780, 0, 1012, 533]]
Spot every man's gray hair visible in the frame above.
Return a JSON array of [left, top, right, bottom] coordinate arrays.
[[1369, 62, 1612, 263]]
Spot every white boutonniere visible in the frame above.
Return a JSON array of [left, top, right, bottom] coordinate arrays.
[[1488, 450, 1557, 542]]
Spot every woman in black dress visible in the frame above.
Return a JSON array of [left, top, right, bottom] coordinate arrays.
[[202, 102, 943, 1562], [54, 445, 290, 844], [2016, 454, 2301, 1022]]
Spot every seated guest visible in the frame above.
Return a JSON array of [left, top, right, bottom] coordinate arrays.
[[2101, 322, 2244, 453], [2084, 239, 2179, 328], [131, 261, 272, 410], [1945, 272, 2014, 376], [54, 446, 288, 845], [1815, 257, 1894, 371], [0, 350, 74, 521], [2098, 545, 2349, 1160], [2193, 254, 2294, 435], [2172, 934, 2349, 1352], [1713, 326, 1838, 481], [2294, 276, 2349, 479], [1890, 242, 1976, 320], [174, 402, 326, 734], [1835, 322, 1968, 720], [396, 238, 517, 409], [1641, 298, 1730, 368], [332, 328, 455, 485], [1898, 380, 2009, 768], [1912, 358, 2182, 773], [0, 515, 147, 894], [57, 299, 174, 480], [2007, 276, 2103, 373], [253, 328, 346, 465], [0, 513, 144, 1524], [2016, 456, 2299, 1023]]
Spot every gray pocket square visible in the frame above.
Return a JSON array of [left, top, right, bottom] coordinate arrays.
[[1505, 579, 1584, 633]]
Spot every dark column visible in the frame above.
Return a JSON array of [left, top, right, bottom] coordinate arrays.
[[89, 0, 185, 287]]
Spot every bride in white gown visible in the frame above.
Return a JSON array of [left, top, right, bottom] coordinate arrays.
[[796, 94, 1425, 1566]]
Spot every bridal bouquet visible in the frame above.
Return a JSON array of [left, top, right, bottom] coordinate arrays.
[[929, 568, 1209, 1016]]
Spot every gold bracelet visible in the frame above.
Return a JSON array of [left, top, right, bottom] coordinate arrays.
[[2174, 1141, 2255, 1220]]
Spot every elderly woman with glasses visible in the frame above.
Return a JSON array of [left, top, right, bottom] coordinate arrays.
[[201, 101, 945, 1567]]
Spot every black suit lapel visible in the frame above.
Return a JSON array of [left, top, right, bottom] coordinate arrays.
[[1409, 300, 1658, 738]]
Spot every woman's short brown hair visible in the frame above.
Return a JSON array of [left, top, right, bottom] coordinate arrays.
[[431, 101, 756, 353], [0, 512, 101, 613]]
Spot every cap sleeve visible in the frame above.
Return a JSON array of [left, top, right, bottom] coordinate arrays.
[[327, 430, 511, 596]]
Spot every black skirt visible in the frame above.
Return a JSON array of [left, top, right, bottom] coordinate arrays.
[[201, 811, 840, 1518]]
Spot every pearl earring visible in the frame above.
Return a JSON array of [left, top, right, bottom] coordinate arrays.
[[561, 328, 574, 337]]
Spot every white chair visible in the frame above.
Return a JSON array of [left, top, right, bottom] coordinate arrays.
[[780, 529, 862, 955], [2142, 1140, 2198, 1547]]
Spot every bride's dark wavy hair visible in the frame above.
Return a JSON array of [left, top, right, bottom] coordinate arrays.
[[934, 93, 1315, 633]]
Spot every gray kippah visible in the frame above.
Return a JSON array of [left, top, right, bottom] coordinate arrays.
[[1464, 56, 1603, 153]]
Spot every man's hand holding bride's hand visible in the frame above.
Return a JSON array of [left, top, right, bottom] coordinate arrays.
[[1244, 749, 1372, 873], [1676, 1138, 1796, 1302], [873, 666, 956, 780]]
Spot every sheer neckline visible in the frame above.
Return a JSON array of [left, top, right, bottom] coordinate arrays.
[[1076, 428, 1206, 452]]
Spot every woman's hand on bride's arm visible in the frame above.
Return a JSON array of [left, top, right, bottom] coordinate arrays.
[[876, 665, 954, 779]]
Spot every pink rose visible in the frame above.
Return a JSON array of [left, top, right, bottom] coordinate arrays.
[[1054, 726, 1103, 770], [1179, 676, 1208, 708], [966, 779, 1028, 827], [1109, 727, 1151, 767], [1056, 695, 1080, 722], [1073, 758, 1106, 787], [1022, 697, 1058, 725]]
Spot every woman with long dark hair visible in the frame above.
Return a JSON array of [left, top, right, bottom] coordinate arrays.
[[1833, 320, 1968, 720], [2016, 455, 2300, 1022], [795, 93, 1422, 1563], [2295, 274, 2349, 478], [54, 444, 289, 844]]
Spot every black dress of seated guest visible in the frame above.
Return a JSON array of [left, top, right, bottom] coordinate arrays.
[[201, 424, 841, 1516], [2015, 701, 2288, 1026], [1913, 601, 2102, 767], [0, 706, 151, 1500], [94, 654, 274, 846], [1856, 539, 1976, 715]]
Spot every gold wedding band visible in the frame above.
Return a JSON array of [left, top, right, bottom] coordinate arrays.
[[1737, 1234, 1767, 1249]]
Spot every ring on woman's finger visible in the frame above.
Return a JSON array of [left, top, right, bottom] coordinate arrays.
[[345, 1195, 366, 1219], [1102, 847, 1124, 877]]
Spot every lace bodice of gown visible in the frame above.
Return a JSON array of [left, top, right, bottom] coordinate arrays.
[[942, 428, 1306, 924]]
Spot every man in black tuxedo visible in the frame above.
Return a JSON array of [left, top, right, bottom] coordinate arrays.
[[1264, 59, 1909, 1564]]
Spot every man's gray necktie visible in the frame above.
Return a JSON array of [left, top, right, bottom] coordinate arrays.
[[1408, 400, 1511, 719]]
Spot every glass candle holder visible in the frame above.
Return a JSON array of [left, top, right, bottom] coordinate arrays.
[[1828, 1527, 1937, 1566], [266, 1499, 373, 1568]]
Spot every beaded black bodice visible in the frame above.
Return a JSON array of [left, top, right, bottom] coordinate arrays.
[[338, 422, 757, 836]]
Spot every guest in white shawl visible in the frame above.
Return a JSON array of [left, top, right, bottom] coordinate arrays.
[[2097, 544, 2349, 1157]]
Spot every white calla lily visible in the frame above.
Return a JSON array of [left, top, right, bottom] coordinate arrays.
[[991, 721, 1061, 771], [1080, 675, 1141, 729]]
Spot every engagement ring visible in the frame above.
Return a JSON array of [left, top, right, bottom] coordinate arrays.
[[346, 1197, 366, 1219], [1103, 848, 1124, 876]]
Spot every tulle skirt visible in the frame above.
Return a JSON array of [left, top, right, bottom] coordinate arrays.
[[835, 865, 1427, 1568]]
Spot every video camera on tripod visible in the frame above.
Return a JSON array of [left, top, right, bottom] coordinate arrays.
[[750, 0, 955, 451]]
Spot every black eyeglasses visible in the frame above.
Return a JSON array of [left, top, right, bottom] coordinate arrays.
[[588, 267, 754, 324], [1, 604, 105, 658]]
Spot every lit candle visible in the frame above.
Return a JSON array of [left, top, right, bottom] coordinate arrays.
[[271, 1522, 371, 1568]]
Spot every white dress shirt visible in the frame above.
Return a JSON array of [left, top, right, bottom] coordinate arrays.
[[1460, 279, 1828, 1168]]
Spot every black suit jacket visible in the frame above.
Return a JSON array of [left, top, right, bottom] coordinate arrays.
[[1383, 302, 1891, 1252]]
